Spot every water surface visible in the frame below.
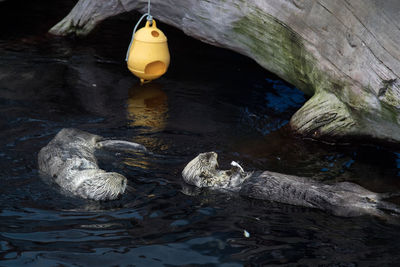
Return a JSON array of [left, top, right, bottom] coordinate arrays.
[[1, 1, 400, 266]]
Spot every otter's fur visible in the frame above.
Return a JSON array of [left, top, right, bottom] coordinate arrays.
[[182, 152, 400, 218], [38, 128, 146, 201], [182, 152, 252, 190]]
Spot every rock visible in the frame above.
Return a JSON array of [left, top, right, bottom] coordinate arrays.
[[50, 0, 400, 143]]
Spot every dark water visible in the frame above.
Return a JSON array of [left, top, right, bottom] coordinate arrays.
[[1, 1, 400, 266]]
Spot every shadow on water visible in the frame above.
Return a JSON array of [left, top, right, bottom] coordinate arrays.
[[1, 0, 400, 266]]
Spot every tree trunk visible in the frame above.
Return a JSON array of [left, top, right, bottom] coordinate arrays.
[[50, 0, 400, 143]]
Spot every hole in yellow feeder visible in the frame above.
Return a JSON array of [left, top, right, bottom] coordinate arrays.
[[151, 31, 159, 37], [145, 61, 166, 76]]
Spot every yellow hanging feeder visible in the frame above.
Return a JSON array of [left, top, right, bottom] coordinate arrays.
[[127, 20, 170, 83], [126, 1, 170, 84]]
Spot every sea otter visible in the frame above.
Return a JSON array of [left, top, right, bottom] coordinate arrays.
[[38, 128, 147, 201], [182, 152, 400, 218]]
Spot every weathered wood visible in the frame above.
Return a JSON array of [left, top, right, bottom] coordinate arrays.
[[50, 0, 400, 143]]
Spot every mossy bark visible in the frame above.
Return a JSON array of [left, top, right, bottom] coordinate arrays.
[[50, 0, 400, 143]]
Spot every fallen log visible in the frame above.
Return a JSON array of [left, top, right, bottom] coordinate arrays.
[[50, 0, 400, 143]]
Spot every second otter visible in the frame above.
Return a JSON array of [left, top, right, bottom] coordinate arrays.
[[182, 152, 400, 218]]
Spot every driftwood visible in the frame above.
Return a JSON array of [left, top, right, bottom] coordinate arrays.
[[50, 0, 400, 143]]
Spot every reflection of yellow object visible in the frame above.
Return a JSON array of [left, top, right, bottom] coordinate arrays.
[[127, 82, 168, 132], [127, 20, 170, 83], [124, 83, 169, 169]]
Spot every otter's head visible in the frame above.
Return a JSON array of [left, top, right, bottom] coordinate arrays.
[[182, 152, 251, 189], [182, 152, 219, 188]]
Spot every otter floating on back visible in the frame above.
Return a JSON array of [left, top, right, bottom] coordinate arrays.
[[182, 152, 400, 218], [38, 128, 147, 201]]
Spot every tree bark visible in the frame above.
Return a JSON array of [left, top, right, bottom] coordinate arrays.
[[50, 0, 400, 143]]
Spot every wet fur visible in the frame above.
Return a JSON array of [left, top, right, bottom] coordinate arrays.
[[38, 128, 146, 201], [182, 152, 252, 190], [182, 152, 400, 218]]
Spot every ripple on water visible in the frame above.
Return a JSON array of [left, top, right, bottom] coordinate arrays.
[[1, 3, 400, 265]]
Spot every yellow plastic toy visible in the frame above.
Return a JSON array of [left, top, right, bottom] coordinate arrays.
[[126, 19, 170, 83]]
